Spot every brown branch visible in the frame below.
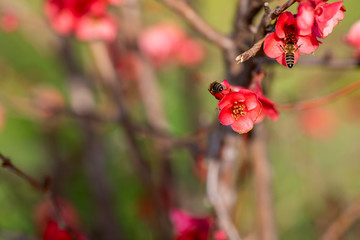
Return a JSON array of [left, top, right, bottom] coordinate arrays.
[[278, 80, 360, 111], [269, 0, 297, 20], [250, 124, 277, 240], [321, 198, 360, 240], [235, 36, 266, 63], [159, 0, 235, 51], [0, 153, 66, 228], [0, 153, 46, 193]]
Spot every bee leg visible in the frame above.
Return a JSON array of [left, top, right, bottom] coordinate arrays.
[[279, 44, 285, 52], [295, 44, 302, 52]]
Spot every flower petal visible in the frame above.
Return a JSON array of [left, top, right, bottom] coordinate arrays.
[[316, 1, 343, 23], [247, 103, 262, 122], [344, 20, 360, 48], [218, 105, 235, 125], [298, 35, 319, 53], [230, 117, 254, 134], [276, 12, 295, 38], [263, 33, 284, 59], [218, 92, 245, 110], [297, 1, 315, 36]]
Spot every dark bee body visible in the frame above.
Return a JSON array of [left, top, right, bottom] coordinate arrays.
[[208, 81, 224, 94], [280, 25, 300, 68]]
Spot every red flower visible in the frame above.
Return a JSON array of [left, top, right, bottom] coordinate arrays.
[[344, 20, 360, 58], [170, 209, 212, 240], [250, 73, 279, 123], [74, 14, 117, 42], [218, 90, 262, 134], [138, 23, 185, 67], [263, 12, 319, 67], [176, 38, 205, 66], [44, 0, 117, 41], [43, 221, 87, 240], [297, 0, 345, 39], [34, 198, 80, 232]]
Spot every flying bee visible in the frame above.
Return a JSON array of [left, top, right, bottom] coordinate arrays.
[[208, 81, 228, 100], [280, 42, 300, 68]]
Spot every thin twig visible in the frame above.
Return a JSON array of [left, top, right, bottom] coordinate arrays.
[[269, 0, 297, 20], [321, 198, 360, 240], [159, 0, 235, 51], [0, 153, 65, 228], [235, 36, 266, 63], [278, 80, 360, 111], [0, 153, 46, 193]]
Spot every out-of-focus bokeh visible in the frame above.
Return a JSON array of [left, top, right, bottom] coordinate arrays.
[[0, 0, 359, 239]]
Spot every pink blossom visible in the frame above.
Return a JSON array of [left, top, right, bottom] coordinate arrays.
[[299, 107, 338, 140], [344, 20, 360, 58], [218, 90, 262, 134], [44, 0, 117, 41], [263, 12, 319, 67], [297, 0, 345, 39], [138, 23, 185, 67], [170, 209, 212, 240], [0, 12, 19, 33], [75, 14, 117, 42], [176, 38, 205, 66]]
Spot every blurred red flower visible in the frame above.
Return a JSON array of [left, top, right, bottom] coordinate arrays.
[[0, 12, 19, 33], [263, 12, 319, 67], [344, 20, 360, 58], [43, 221, 87, 240], [34, 198, 81, 232], [176, 38, 205, 66], [218, 90, 262, 134], [298, 107, 339, 140], [74, 14, 117, 42], [297, 0, 345, 39], [138, 23, 185, 67], [170, 209, 212, 240], [45, 0, 117, 41]]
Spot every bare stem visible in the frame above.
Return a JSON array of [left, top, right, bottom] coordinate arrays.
[[278, 80, 360, 111], [159, 0, 235, 51], [321, 198, 360, 240], [269, 0, 297, 20], [235, 37, 266, 63], [0, 153, 46, 193]]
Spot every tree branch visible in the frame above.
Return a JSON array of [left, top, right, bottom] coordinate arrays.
[[278, 80, 360, 111], [159, 0, 235, 51], [321, 198, 360, 240]]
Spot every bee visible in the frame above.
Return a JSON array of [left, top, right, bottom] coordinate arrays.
[[280, 42, 300, 68], [208, 81, 224, 94], [208, 81, 228, 100], [280, 25, 300, 68]]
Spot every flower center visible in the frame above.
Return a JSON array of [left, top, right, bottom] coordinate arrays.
[[231, 101, 247, 120], [284, 25, 298, 44]]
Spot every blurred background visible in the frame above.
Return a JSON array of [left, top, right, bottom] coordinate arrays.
[[0, 0, 359, 239]]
